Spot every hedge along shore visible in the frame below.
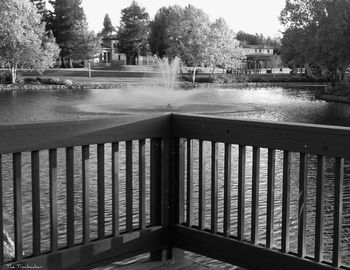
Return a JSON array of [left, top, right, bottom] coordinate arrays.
[[0, 83, 129, 91], [0, 81, 328, 91]]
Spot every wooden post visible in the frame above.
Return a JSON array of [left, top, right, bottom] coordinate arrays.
[[88, 61, 92, 78]]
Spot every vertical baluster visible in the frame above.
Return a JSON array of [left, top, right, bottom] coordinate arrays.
[[97, 144, 105, 238], [187, 139, 193, 227], [0, 155, 3, 264], [31, 151, 41, 256], [150, 139, 162, 226], [49, 149, 58, 252], [13, 153, 23, 261], [126, 141, 133, 232], [223, 143, 232, 237], [82, 145, 90, 244], [251, 147, 260, 244], [238, 145, 246, 240], [298, 153, 308, 258], [66, 147, 74, 247], [211, 142, 218, 234], [281, 151, 291, 253], [139, 139, 146, 229], [266, 149, 276, 248], [333, 157, 344, 268], [315, 155, 325, 262], [198, 140, 206, 230], [171, 138, 181, 225], [178, 139, 185, 224], [112, 142, 119, 236]]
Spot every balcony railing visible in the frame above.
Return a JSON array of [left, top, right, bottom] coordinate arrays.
[[0, 114, 349, 270]]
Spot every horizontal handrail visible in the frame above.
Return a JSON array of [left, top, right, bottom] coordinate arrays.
[[171, 114, 350, 159], [0, 114, 170, 154]]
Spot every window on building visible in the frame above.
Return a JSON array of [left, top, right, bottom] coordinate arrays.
[[259, 49, 261, 52]]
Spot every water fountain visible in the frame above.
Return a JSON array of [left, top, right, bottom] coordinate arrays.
[[77, 57, 258, 115]]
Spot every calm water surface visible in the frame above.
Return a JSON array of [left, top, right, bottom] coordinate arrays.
[[0, 86, 349, 267]]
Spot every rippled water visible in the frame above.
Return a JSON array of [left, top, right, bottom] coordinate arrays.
[[0, 85, 349, 267]]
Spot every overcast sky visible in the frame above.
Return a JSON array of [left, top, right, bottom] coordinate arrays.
[[82, 0, 286, 37]]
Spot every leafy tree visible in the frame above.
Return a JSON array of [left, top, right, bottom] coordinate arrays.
[[149, 6, 183, 58], [70, 21, 101, 61], [0, 0, 60, 84], [207, 18, 244, 73], [280, 0, 350, 82], [50, 0, 86, 67], [236, 31, 261, 45], [100, 14, 116, 36], [30, 0, 54, 32], [117, 1, 150, 64]]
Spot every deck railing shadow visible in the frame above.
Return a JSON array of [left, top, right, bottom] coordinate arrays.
[[0, 113, 349, 270]]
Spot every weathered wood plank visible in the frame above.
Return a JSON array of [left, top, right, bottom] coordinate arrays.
[[298, 153, 308, 258], [66, 147, 75, 247], [170, 138, 181, 226], [211, 142, 218, 234], [126, 141, 133, 232], [112, 142, 120, 236], [281, 151, 291, 253], [82, 145, 90, 244], [31, 150, 41, 256], [97, 144, 105, 239], [251, 147, 260, 244], [49, 149, 58, 252], [14, 226, 168, 270], [178, 139, 185, 224], [139, 139, 146, 229], [238, 145, 246, 240], [0, 155, 3, 264], [173, 225, 340, 270], [187, 139, 194, 227], [223, 143, 232, 237], [0, 114, 171, 155], [198, 140, 206, 230], [315, 155, 325, 262], [150, 139, 162, 226], [266, 149, 276, 248], [13, 153, 23, 261], [333, 157, 344, 268], [171, 114, 350, 159]]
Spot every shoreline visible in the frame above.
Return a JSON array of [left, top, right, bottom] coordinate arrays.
[[0, 80, 327, 91]]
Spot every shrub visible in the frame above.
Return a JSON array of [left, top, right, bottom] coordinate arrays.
[[0, 72, 12, 84]]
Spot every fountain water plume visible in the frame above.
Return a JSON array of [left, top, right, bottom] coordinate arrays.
[[156, 56, 180, 90]]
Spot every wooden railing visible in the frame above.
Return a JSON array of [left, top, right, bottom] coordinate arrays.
[[0, 114, 349, 270]]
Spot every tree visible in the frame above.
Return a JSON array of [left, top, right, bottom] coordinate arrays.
[[149, 6, 184, 58], [50, 0, 86, 67], [100, 14, 116, 36], [70, 21, 101, 61], [207, 18, 244, 73], [280, 0, 350, 82], [117, 1, 150, 65], [0, 0, 60, 84], [236, 31, 261, 45], [30, 0, 54, 32]]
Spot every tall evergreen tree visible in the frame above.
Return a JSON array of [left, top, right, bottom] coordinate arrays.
[[50, 0, 86, 67], [100, 14, 116, 36], [117, 1, 150, 65]]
